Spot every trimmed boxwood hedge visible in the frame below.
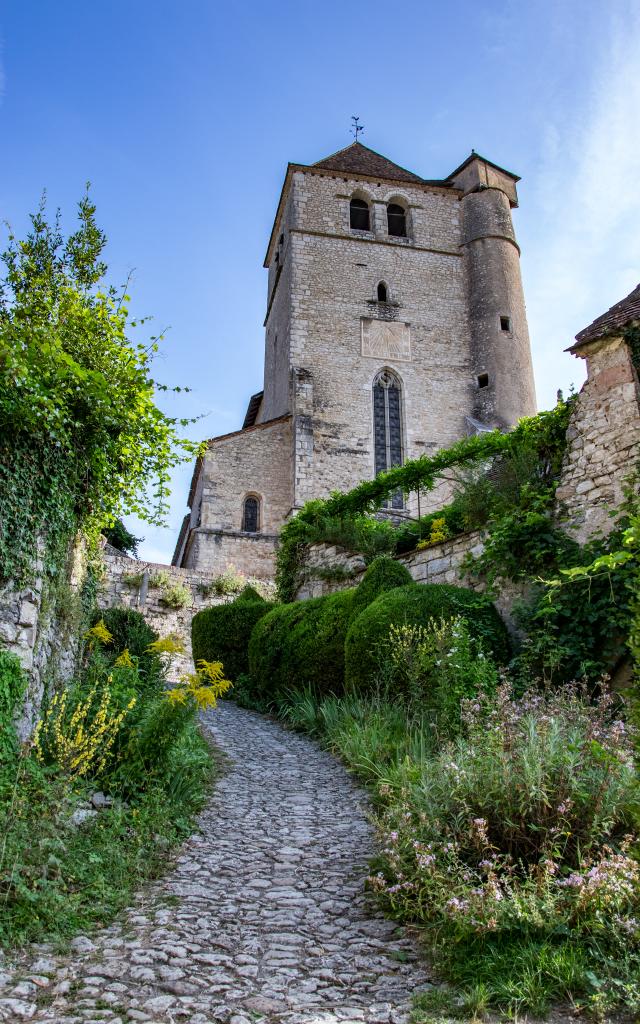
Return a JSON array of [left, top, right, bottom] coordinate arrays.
[[351, 556, 413, 615], [248, 589, 356, 700], [344, 583, 510, 692], [246, 556, 417, 703], [191, 588, 273, 681]]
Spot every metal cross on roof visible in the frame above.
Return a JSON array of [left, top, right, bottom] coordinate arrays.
[[351, 116, 364, 141]]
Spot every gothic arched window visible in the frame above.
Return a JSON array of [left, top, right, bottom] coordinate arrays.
[[377, 281, 388, 302], [373, 370, 404, 509], [350, 197, 370, 231], [242, 495, 260, 533], [387, 203, 407, 238]]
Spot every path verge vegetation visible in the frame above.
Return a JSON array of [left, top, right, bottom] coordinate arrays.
[[0, 611, 224, 949]]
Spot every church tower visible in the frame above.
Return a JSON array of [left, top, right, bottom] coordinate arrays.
[[173, 142, 536, 576]]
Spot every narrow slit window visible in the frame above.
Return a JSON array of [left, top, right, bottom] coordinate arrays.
[[242, 496, 260, 533], [350, 198, 370, 231], [477, 373, 489, 389], [500, 316, 511, 332], [377, 282, 388, 302], [387, 203, 407, 237], [373, 370, 404, 509]]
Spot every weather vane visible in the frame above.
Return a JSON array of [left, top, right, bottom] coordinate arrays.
[[351, 116, 364, 141]]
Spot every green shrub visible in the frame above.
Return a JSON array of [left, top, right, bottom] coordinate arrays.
[[94, 607, 163, 692], [0, 649, 26, 764], [370, 683, 639, 1015], [234, 584, 264, 604], [248, 589, 357, 701], [344, 583, 509, 692], [158, 582, 191, 609], [191, 591, 273, 681], [102, 519, 141, 556], [351, 555, 413, 614], [379, 617, 499, 736]]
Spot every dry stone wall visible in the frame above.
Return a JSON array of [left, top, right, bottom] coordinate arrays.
[[1, 539, 86, 740], [99, 544, 274, 680]]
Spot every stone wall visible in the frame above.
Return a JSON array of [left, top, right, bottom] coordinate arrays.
[[175, 415, 292, 578], [99, 544, 274, 680], [1, 539, 86, 740], [296, 530, 528, 637], [557, 333, 640, 544]]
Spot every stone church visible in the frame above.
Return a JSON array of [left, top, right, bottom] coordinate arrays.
[[172, 141, 537, 578]]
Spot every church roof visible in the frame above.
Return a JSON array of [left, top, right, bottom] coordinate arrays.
[[311, 142, 425, 184], [571, 283, 640, 351], [242, 391, 264, 428]]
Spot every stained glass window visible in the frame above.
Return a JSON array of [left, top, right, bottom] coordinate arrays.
[[373, 370, 404, 509]]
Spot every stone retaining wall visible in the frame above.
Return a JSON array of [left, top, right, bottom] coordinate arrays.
[[98, 545, 274, 679], [0, 540, 86, 740], [295, 530, 526, 636]]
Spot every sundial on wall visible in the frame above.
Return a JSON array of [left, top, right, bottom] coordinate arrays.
[[361, 318, 412, 362]]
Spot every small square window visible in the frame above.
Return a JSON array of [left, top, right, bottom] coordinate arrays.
[[477, 373, 489, 389], [500, 316, 511, 332]]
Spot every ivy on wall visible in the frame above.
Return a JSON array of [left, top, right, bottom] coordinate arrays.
[[0, 192, 201, 584]]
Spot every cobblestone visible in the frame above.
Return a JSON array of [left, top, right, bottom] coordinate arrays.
[[0, 702, 430, 1022]]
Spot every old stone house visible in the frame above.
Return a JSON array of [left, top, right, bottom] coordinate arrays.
[[172, 142, 537, 578], [558, 282, 640, 543]]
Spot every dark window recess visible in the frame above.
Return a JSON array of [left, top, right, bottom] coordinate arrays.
[[242, 497, 259, 533], [387, 203, 407, 237], [500, 316, 511, 332], [373, 371, 404, 509], [377, 282, 388, 302], [478, 373, 489, 389], [350, 198, 370, 231]]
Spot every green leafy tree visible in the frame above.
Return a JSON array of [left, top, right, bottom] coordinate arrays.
[[102, 519, 142, 556], [0, 191, 201, 581]]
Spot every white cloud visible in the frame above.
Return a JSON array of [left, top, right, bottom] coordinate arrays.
[[525, 2, 640, 410]]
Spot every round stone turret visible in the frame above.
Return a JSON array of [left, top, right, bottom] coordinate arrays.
[[462, 187, 536, 427]]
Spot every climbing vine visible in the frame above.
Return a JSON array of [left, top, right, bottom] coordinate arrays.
[[276, 400, 575, 602], [0, 191, 202, 584]]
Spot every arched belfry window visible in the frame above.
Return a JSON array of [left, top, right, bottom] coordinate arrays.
[[350, 197, 370, 231], [373, 370, 404, 508], [377, 281, 388, 302], [387, 203, 407, 238], [242, 495, 260, 533]]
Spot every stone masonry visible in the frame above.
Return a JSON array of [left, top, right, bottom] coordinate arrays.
[[557, 289, 640, 543], [1, 539, 86, 740], [174, 142, 536, 579], [99, 544, 274, 680]]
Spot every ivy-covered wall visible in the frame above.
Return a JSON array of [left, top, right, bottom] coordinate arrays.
[[291, 330, 640, 645]]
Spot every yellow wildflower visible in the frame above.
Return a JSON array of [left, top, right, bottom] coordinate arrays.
[[114, 648, 134, 668], [147, 634, 185, 656], [84, 619, 113, 646]]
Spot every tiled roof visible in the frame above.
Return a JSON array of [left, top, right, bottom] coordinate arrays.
[[312, 142, 425, 184], [573, 283, 640, 349]]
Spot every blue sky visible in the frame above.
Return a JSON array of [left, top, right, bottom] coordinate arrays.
[[2, 0, 639, 563]]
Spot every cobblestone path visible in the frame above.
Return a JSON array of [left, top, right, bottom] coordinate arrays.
[[0, 702, 431, 1023]]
